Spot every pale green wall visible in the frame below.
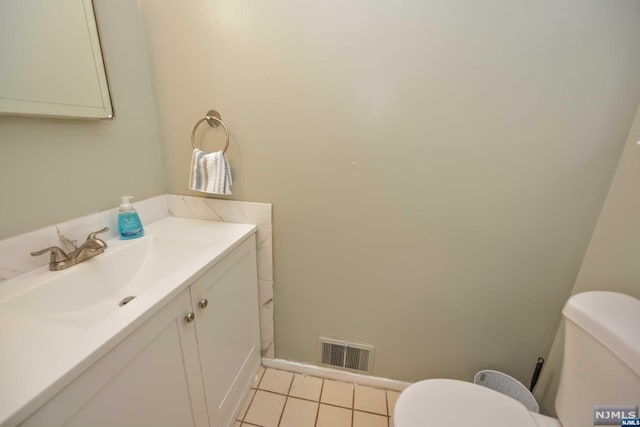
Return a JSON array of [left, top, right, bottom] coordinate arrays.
[[536, 104, 640, 414], [0, 0, 166, 239], [139, 0, 640, 390], [3, 0, 638, 406], [0, 1, 636, 410]]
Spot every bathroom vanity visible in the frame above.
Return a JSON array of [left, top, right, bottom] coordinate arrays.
[[0, 217, 261, 427]]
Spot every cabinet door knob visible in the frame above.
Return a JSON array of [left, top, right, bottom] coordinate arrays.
[[198, 299, 209, 309], [185, 312, 195, 323]]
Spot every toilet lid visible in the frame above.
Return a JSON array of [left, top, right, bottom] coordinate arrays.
[[394, 379, 539, 427]]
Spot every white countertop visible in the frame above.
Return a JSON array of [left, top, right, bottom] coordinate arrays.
[[0, 217, 256, 427]]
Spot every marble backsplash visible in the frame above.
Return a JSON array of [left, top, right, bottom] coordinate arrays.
[[166, 195, 274, 358], [0, 194, 275, 358], [0, 195, 169, 282]]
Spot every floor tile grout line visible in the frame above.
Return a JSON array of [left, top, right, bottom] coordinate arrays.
[[263, 366, 398, 393], [351, 383, 355, 427], [362, 410, 388, 417], [306, 392, 391, 411], [239, 368, 264, 423], [313, 379, 325, 427], [386, 393, 390, 427], [238, 389, 257, 423], [252, 385, 391, 415], [384, 390, 391, 427], [353, 410, 391, 420], [276, 371, 296, 427], [252, 381, 360, 408]]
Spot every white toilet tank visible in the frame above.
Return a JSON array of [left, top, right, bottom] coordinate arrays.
[[555, 291, 640, 427]]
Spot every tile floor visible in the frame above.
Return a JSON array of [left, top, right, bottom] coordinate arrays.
[[235, 367, 401, 427]]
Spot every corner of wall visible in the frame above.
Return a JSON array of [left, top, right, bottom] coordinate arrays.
[[533, 101, 640, 415]]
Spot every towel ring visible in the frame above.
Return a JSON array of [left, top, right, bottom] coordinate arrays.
[[191, 109, 230, 153]]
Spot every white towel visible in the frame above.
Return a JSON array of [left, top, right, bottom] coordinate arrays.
[[189, 149, 233, 195]]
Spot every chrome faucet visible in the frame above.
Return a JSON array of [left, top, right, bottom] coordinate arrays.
[[31, 227, 109, 271]]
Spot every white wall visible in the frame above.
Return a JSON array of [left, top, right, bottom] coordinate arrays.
[[140, 0, 640, 388], [536, 104, 640, 414], [0, 0, 166, 240]]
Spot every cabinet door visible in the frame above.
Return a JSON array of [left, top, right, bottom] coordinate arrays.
[[190, 236, 261, 427], [22, 290, 209, 427]]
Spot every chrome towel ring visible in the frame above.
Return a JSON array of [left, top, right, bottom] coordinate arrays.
[[191, 109, 230, 153]]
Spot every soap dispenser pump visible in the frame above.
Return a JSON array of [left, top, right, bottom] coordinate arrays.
[[118, 196, 144, 240]]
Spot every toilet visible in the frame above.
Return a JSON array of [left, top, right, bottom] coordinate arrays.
[[394, 291, 640, 427]]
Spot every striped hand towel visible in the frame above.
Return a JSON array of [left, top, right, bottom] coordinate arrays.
[[189, 149, 233, 195]]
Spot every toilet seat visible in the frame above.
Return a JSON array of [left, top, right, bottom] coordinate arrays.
[[394, 379, 549, 427]]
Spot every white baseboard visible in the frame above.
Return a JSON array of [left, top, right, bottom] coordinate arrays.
[[262, 358, 412, 392]]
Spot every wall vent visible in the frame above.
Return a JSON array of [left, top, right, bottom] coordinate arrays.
[[319, 338, 374, 374]]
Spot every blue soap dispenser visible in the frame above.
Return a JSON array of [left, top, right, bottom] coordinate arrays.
[[118, 196, 144, 240]]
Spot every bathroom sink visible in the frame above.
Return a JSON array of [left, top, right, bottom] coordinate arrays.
[[0, 216, 257, 427], [0, 234, 212, 328]]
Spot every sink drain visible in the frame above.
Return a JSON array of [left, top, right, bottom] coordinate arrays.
[[119, 296, 136, 307]]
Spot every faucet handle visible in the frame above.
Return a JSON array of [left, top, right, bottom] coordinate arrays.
[[30, 246, 70, 263], [84, 227, 109, 250], [86, 227, 109, 241]]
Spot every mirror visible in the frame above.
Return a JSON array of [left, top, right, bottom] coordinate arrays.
[[0, 0, 114, 119]]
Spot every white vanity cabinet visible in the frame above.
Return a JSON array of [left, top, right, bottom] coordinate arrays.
[[20, 235, 260, 427], [190, 235, 262, 427]]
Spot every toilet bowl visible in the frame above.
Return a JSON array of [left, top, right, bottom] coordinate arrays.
[[395, 379, 559, 427], [393, 291, 640, 427]]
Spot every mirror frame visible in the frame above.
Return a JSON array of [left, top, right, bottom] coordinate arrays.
[[0, 0, 114, 119]]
